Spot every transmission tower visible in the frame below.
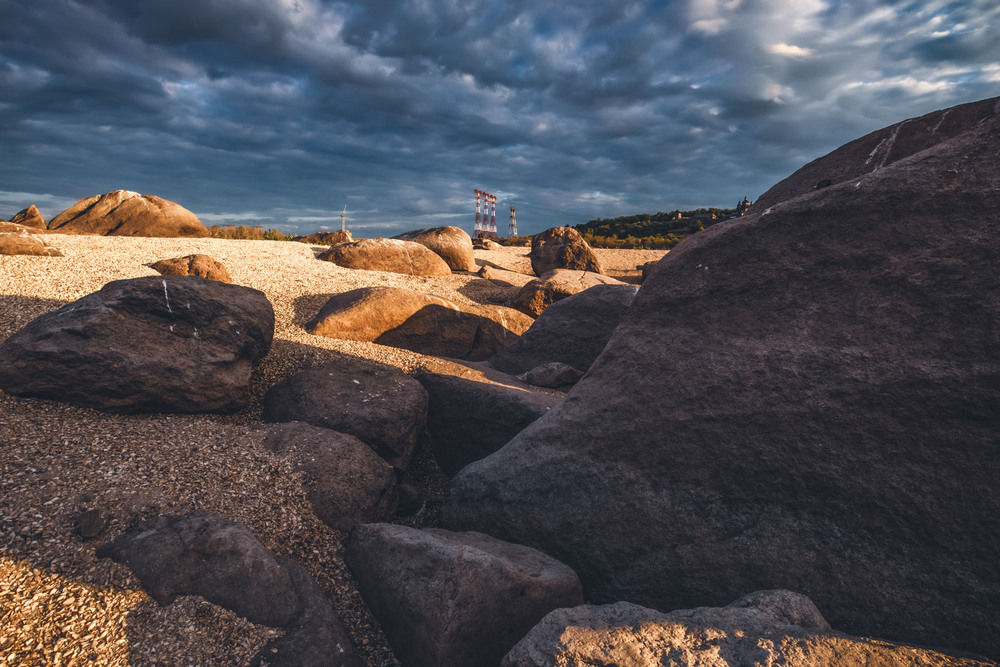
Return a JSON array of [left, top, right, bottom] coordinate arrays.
[[340, 205, 347, 232], [508, 205, 518, 238], [487, 194, 497, 238], [473, 189, 498, 238], [474, 190, 484, 237]]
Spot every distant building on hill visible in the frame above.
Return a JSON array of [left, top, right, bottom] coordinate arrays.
[[736, 196, 752, 216]]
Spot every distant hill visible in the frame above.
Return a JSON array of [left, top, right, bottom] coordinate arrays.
[[574, 207, 739, 249]]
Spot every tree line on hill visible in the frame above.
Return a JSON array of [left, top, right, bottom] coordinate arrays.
[[572, 207, 738, 249]]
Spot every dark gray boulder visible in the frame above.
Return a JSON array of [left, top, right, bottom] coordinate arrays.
[[258, 422, 398, 531], [0, 276, 274, 413], [519, 362, 583, 388], [262, 360, 429, 472], [442, 98, 1000, 659], [750, 96, 1000, 213], [415, 369, 562, 476], [491, 284, 638, 376], [503, 591, 995, 667], [97, 511, 363, 667], [344, 524, 583, 667]]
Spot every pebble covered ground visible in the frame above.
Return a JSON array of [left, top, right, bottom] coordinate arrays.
[[0, 235, 667, 666]]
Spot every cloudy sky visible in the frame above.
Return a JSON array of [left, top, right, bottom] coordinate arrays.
[[1, 0, 998, 236]]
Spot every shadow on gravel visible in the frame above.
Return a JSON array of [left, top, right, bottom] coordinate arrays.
[[0, 295, 69, 342]]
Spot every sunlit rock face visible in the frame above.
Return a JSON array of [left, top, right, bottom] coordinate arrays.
[[443, 97, 1000, 660], [47, 190, 209, 237]]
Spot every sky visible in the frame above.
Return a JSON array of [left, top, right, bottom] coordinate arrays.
[[1, 0, 998, 237]]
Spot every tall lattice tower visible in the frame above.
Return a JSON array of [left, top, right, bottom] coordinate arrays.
[[487, 194, 498, 238], [474, 189, 499, 238], [474, 190, 484, 237], [508, 205, 518, 238]]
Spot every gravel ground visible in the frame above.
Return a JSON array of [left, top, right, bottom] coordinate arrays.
[[0, 235, 667, 666]]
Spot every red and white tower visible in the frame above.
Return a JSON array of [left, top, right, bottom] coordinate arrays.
[[474, 190, 484, 237], [508, 205, 517, 238], [474, 189, 499, 238], [488, 194, 498, 238]]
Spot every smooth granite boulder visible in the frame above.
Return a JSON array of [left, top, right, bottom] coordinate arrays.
[[47, 190, 209, 237]]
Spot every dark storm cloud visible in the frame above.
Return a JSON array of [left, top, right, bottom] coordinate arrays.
[[1, 0, 998, 232]]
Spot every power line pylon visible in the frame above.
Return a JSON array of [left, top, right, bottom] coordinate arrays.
[[487, 194, 497, 238], [474, 190, 484, 238], [508, 205, 518, 238]]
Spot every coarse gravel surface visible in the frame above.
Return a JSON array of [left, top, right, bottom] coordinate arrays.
[[0, 235, 667, 666]]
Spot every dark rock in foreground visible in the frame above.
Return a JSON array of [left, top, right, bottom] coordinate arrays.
[[262, 360, 429, 472], [0, 276, 274, 413], [491, 283, 638, 376], [751, 96, 1000, 213], [345, 523, 583, 667], [503, 591, 996, 667], [415, 369, 562, 476], [258, 422, 398, 531], [47, 190, 209, 237], [443, 97, 1000, 658], [98, 511, 363, 667]]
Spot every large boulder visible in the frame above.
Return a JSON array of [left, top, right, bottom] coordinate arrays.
[[317, 237, 452, 276], [491, 284, 638, 375], [344, 524, 583, 667], [394, 226, 477, 272], [415, 368, 562, 476], [97, 511, 363, 667], [261, 360, 429, 471], [257, 422, 398, 531], [306, 287, 533, 361], [9, 204, 46, 229], [529, 227, 603, 276], [442, 98, 1000, 659], [149, 254, 232, 283], [47, 190, 209, 237], [750, 96, 1000, 213], [0, 225, 63, 256], [509, 269, 626, 317], [0, 276, 274, 413], [503, 591, 994, 667]]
